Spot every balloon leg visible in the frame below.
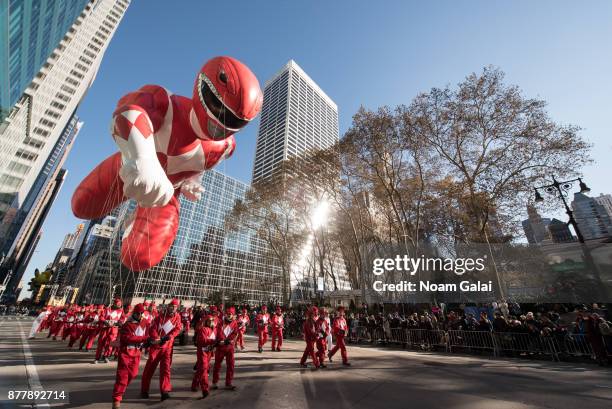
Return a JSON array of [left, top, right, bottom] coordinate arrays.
[[72, 152, 125, 219], [121, 193, 180, 271]]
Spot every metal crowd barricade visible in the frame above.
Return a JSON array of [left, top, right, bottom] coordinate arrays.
[[351, 326, 370, 343], [385, 328, 448, 351], [493, 332, 559, 361], [447, 330, 496, 355], [563, 333, 594, 358], [348, 326, 607, 365], [389, 327, 408, 344]]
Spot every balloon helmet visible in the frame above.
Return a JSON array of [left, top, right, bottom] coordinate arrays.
[[192, 56, 262, 140]]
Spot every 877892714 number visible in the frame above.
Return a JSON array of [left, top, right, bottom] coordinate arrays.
[[6, 390, 68, 402]]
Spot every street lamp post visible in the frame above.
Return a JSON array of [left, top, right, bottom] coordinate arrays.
[[534, 176, 609, 301], [534, 175, 590, 243]]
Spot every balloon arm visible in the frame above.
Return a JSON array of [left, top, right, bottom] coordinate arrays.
[[112, 105, 174, 207], [180, 174, 205, 202]]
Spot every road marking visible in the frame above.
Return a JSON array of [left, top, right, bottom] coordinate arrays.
[[19, 322, 50, 409]]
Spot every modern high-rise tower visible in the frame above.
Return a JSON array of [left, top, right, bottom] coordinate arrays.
[[0, 0, 91, 121], [252, 60, 339, 182], [251, 60, 351, 299], [0, 0, 130, 301]]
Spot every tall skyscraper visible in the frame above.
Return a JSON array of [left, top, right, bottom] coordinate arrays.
[[252, 60, 339, 182], [571, 192, 612, 241], [0, 0, 90, 121], [0, 0, 130, 300], [252, 61, 351, 298]]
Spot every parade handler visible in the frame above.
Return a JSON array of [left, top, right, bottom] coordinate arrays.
[[316, 308, 330, 368], [68, 306, 85, 347], [192, 314, 217, 398], [140, 298, 182, 401], [28, 306, 51, 339], [271, 306, 284, 352], [180, 306, 192, 345], [328, 306, 351, 366], [236, 308, 250, 350], [95, 298, 124, 363], [112, 303, 156, 409], [212, 306, 239, 390], [300, 307, 320, 369], [256, 305, 269, 353], [80, 305, 103, 351]]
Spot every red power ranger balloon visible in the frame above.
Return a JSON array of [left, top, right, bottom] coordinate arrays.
[[72, 56, 263, 271]]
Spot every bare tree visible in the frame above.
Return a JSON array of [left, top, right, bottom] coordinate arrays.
[[410, 66, 591, 242]]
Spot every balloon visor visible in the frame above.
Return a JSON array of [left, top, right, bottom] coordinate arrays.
[[198, 73, 250, 135]]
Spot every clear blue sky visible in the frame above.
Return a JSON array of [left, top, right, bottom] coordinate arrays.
[[20, 0, 612, 296]]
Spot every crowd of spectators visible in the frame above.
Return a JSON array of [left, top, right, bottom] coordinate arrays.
[[207, 302, 610, 366]]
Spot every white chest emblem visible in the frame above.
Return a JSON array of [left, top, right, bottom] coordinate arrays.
[[135, 326, 146, 337], [161, 320, 174, 334]]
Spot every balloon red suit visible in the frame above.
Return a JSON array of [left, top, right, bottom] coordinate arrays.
[[71, 56, 263, 271]]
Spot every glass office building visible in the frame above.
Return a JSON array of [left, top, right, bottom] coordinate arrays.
[[0, 0, 130, 300], [103, 170, 283, 306], [0, 0, 90, 120]]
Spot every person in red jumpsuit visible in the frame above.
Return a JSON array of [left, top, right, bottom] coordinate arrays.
[[180, 306, 192, 344], [45, 307, 57, 337], [39, 306, 53, 332], [61, 305, 75, 341], [68, 306, 85, 348], [82, 304, 104, 351], [112, 303, 157, 409], [212, 306, 239, 390], [316, 308, 330, 368], [140, 300, 154, 355], [328, 306, 351, 366], [191, 314, 217, 398], [271, 306, 284, 352], [256, 305, 269, 353], [140, 298, 182, 401], [71, 57, 263, 273], [235, 308, 250, 351], [79, 305, 92, 350], [48, 306, 67, 340], [300, 307, 320, 369], [95, 298, 124, 363]]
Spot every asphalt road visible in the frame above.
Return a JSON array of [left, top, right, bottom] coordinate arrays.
[[1, 317, 611, 409]]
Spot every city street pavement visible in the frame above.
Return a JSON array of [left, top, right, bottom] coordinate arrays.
[[1, 317, 611, 409]]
